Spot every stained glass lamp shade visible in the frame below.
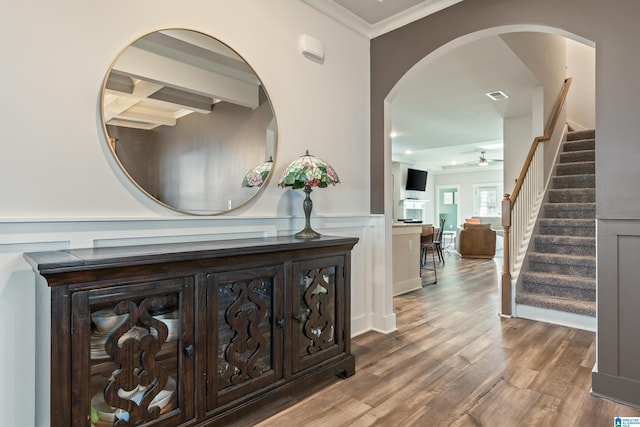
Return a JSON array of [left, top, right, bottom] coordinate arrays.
[[241, 156, 273, 188], [278, 150, 340, 239]]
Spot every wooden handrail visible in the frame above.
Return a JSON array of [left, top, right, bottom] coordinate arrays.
[[510, 78, 572, 204], [500, 77, 572, 316]]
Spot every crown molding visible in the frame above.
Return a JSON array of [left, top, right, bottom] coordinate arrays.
[[302, 0, 464, 39]]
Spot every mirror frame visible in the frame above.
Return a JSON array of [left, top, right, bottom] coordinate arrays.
[[100, 28, 277, 215]]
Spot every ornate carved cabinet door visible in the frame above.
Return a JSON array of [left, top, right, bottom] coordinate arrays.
[[206, 265, 285, 411], [70, 278, 195, 427], [291, 256, 346, 374]]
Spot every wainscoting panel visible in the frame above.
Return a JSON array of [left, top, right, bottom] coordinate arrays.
[[592, 219, 640, 409], [618, 235, 640, 380]]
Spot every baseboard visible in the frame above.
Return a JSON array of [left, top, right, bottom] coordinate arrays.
[[392, 277, 422, 296], [350, 315, 371, 338], [515, 304, 596, 331], [592, 370, 640, 410], [370, 312, 398, 334]]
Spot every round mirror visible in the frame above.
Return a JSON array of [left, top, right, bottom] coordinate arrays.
[[101, 29, 277, 215]]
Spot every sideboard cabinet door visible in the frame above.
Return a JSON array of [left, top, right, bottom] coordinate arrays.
[[70, 278, 196, 427], [206, 265, 285, 412], [291, 256, 346, 374]]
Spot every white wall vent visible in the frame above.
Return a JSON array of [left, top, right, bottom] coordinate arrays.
[[486, 90, 509, 101]]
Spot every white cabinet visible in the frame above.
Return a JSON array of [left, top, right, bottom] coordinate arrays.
[[403, 200, 426, 222]]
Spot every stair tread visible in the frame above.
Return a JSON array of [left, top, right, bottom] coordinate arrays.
[[528, 252, 596, 266], [534, 235, 595, 244], [557, 161, 595, 167], [560, 150, 595, 155], [522, 271, 596, 287], [553, 173, 595, 178], [516, 292, 596, 317], [539, 218, 595, 224], [549, 188, 594, 193], [544, 202, 595, 209], [561, 148, 595, 153]]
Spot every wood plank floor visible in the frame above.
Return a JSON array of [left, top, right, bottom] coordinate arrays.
[[232, 254, 640, 426]]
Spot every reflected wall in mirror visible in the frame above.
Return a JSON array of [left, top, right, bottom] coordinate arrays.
[[102, 29, 277, 215]]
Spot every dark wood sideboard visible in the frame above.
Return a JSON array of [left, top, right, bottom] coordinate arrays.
[[24, 235, 358, 427]]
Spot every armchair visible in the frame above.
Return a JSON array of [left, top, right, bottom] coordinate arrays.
[[455, 223, 496, 258]]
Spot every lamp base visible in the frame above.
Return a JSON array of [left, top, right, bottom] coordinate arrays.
[[295, 227, 321, 239], [295, 185, 321, 239]]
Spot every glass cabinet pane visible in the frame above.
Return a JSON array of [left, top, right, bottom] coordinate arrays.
[[297, 265, 337, 357], [74, 278, 193, 427], [216, 278, 274, 391], [207, 265, 284, 409], [291, 256, 345, 374]]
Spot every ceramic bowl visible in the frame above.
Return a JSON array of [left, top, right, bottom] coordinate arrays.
[[92, 309, 127, 332], [151, 376, 176, 409]]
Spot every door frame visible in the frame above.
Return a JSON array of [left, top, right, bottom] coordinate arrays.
[[435, 184, 461, 233]]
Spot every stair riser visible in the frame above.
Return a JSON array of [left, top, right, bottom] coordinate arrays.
[[521, 281, 596, 301], [560, 150, 595, 163], [549, 191, 595, 203], [534, 242, 596, 256], [556, 162, 595, 176], [563, 139, 595, 151], [567, 130, 595, 141], [528, 261, 595, 277], [552, 175, 595, 189], [538, 225, 595, 237], [516, 294, 596, 316]]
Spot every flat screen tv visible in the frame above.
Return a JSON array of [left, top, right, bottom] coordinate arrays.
[[406, 168, 428, 191]]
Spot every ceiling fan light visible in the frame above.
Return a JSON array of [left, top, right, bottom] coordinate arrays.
[[479, 151, 489, 166]]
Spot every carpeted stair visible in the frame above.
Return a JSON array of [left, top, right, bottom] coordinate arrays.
[[516, 129, 596, 317]]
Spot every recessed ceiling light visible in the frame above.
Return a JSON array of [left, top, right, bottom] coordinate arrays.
[[404, 150, 412, 155], [486, 90, 509, 101]]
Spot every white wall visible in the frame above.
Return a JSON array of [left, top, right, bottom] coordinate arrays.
[[504, 114, 534, 191], [0, 1, 370, 219], [433, 169, 503, 223], [500, 32, 567, 123], [566, 39, 596, 130], [0, 2, 380, 426]]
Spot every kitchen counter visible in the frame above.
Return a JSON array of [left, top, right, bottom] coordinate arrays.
[[392, 223, 423, 295]]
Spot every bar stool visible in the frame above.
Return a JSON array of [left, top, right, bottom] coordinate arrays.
[[420, 225, 437, 285]]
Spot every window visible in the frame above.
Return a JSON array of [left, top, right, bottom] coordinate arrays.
[[473, 183, 502, 217]]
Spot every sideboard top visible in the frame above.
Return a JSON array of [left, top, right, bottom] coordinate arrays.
[[23, 235, 359, 276]]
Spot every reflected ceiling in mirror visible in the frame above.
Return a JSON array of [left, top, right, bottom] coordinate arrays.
[[101, 29, 277, 215]]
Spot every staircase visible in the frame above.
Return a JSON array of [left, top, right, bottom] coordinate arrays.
[[516, 129, 596, 317]]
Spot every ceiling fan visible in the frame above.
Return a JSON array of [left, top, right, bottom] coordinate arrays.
[[442, 150, 503, 170], [475, 151, 502, 167]]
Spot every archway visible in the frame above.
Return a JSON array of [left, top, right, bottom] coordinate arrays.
[[383, 25, 595, 320]]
